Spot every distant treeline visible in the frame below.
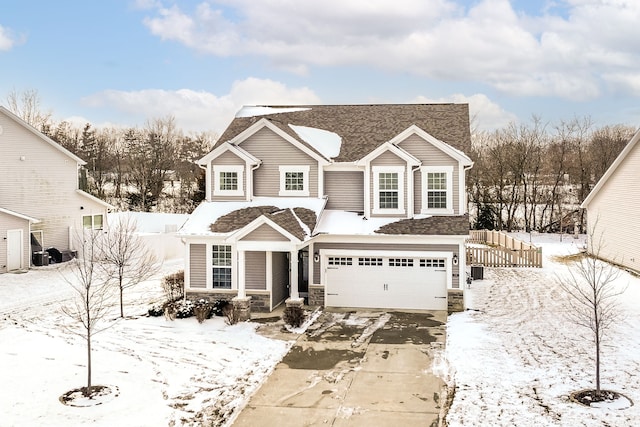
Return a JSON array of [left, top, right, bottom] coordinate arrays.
[[468, 116, 635, 232]]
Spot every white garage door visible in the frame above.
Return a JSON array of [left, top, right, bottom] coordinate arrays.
[[325, 255, 448, 310]]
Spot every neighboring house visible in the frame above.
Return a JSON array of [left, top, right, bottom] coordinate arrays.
[[581, 128, 640, 273], [0, 106, 111, 271], [178, 104, 473, 313]]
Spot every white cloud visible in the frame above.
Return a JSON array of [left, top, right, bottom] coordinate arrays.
[[141, 0, 640, 100], [412, 93, 518, 131], [0, 25, 17, 51], [81, 77, 321, 134]]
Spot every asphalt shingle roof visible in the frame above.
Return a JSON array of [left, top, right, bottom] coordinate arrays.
[[216, 104, 471, 162], [375, 214, 470, 235]]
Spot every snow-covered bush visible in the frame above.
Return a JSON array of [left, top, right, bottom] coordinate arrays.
[[193, 299, 213, 323], [282, 306, 306, 328]]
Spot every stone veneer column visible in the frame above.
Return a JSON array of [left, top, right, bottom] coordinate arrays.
[[232, 296, 252, 321], [285, 297, 304, 309]]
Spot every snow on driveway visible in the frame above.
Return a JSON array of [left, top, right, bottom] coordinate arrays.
[[446, 236, 640, 426], [0, 261, 293, 427]]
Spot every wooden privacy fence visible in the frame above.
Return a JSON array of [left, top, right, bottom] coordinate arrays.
[[466, 230, 542, 268]]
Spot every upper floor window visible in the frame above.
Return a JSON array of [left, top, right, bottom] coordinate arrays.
[[421, 166, 453, 214], [83, 214, 103, 230], [279, 165, 310, 196], [213, 165, 244, 197], [372, 166, 405, 215]]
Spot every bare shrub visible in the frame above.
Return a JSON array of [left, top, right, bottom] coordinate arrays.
[[193, 300, 212, 324], [162, 271, 184, 302], [222, 303, 237, 325], [283, 306, 306, 328]]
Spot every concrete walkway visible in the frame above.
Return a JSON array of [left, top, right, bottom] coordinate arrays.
[[234, 309, 448, 426]]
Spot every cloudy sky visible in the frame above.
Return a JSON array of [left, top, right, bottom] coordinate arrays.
[[2, 0, 640, 135]]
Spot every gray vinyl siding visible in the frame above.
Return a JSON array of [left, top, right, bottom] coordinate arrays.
[[0, 212, 30, 273], [398, 134, 460, 215], [324, 171, 364, 211], [271, 252, 289, 307], [245, 251, 266, 290], [0, 110, 108, 251], [240, 127, 318, 197], [189, 244, 207, 288], [586, 142, 640, 273], [240, 224, 289, 241], [313, 242, 460, 288], [210, 150, 246, 202], [370, 151, 407, 217]]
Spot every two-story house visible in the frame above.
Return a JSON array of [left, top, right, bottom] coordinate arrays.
[[178, 104, 473, 314], [0, 106, 111, 273]]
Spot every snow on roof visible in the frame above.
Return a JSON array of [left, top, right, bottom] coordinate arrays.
[[178, 197, 326, 237], [288, 124, 342, 159], [108, 211, 190, 234], [235, 106, 312, 118], [314, 210, 400, 235]]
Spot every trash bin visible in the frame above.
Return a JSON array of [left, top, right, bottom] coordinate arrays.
[[471, 265, 484, 280]]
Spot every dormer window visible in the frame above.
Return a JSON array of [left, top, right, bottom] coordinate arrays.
[[422, 166, 453, 214], [213, 165, 244, 197], [372, 166, 405, 215], [279, 165, 310, 196]]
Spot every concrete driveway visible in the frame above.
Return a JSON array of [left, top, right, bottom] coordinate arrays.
[[234, 309, 448, 426]]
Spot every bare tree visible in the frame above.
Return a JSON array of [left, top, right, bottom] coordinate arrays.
[[101, 215, 161, 318], [557, 222, 626, 398], [60, 230, 114, 397], [6, 88, 52, 131]]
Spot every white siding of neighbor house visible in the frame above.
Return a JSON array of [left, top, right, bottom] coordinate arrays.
[[240, 127, 319, 197], [189, 244, 207, 288], [398, 134, 461, 215], [210, 150, 247, 202], [0, 212, 30, 273], [240, 223, 289, 241], [0, 110, 108, 252], [324, 171, 364, 211], [586, 141, 640, 273], [245, 251, 266, 290], [369, 151, 407, 217]]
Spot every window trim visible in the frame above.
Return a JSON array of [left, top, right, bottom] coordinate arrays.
[[421, 166, 454, 214], [279, 165, 310, 196], [213, 165, 244, 197], [82, 214, 104, 230], [372, 166, 405, 215]]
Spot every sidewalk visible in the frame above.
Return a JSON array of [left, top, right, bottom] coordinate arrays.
[[234, 309, 448, 426]]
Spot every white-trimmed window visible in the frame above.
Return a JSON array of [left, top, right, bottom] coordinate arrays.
[[213, 165, 244, 197], [279, 165, 310, 196], [372, 166, 405, 215], [421, 166, 453, 214], [82, 214, 104, 230], [212, 245, 232, 289]]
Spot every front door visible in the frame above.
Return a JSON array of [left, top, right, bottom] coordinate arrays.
[[7, 229, 23, 271]]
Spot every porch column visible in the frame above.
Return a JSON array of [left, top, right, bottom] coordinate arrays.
[[289, 249, 299, 300], [237, 249, 246, 298]]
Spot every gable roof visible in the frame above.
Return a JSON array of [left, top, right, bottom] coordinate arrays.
[[215, 104, 471, 162], [197, 141, 260, 166], [581, 128, 640, 208], [0, 106, 87, 165], [0, 207, 39, 223]]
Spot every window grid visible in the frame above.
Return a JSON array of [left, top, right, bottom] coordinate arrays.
[[212, 245, 232, 289], [285, 172, 305, 191], [389, 258, 414, 267], [427, 172, 447, 209], [420, 259, 446, 268], [219, 171, 238, 191], [378, 172, 399, 209], [358, 257, 383, 266], [328, 257, 352, 266]]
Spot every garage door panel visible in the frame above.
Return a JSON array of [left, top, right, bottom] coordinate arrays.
[[325, 255, 448, 310]]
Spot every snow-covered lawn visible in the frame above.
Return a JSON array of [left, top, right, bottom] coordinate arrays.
[[3, 234, 639, 427], [446, 234, 640, 426], [0, 261, 293, 427]]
